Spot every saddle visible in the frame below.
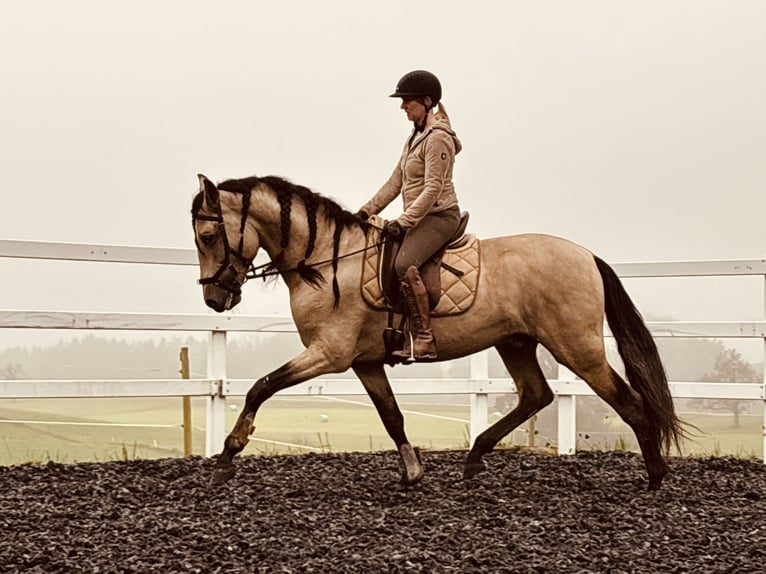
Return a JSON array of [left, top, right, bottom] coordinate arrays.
[[361, 213, 480, 317]]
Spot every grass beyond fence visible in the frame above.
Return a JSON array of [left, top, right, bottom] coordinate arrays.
[[0, 397, 762, 466]]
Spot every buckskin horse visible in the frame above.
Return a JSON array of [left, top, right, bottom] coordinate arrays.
[[191, 173, 684, 490]]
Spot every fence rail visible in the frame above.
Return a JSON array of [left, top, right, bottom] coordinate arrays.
[[1, 239, 765, 460]]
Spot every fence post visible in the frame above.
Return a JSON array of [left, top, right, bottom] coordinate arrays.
[[762, 334, 765, 464], [557, 366, 577, 455], [762, 271, 766, 464], [205, 330, 227, 457], [469, 350, 489, 447], [528, 415, 537, 448], [179, 346, 192, 456]]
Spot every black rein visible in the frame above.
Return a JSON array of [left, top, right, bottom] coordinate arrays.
[[196, 193, 388, 290]]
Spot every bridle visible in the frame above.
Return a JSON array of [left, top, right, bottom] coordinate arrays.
[[195, 190, 254, 296], [195, 190, 391, 294]]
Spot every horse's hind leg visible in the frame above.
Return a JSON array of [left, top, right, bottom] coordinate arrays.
[[353, 361, 424, 485], [576, 361, 669, 489], [464, 337, 554, 479]]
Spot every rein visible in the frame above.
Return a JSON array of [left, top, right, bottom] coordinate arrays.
[[195, 190, 389, 291], [244, 241, 386, 282]]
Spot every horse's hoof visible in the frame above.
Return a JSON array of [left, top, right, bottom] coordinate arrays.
[[647, 465, 668, 491], [211, 465, 236, 485], [398, 444, 424, 486], [400, 467, 425, 486], [463, 461, 486, 480]]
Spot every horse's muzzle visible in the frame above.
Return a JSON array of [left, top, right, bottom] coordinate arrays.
[[204, 284, 242, 312]]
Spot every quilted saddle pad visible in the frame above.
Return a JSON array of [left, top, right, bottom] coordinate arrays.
[[361, 229, 481, 317]]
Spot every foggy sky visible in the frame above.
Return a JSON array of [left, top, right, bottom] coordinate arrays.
[[1, 1, 765, 330]]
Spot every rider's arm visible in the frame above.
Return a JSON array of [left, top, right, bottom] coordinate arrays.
[[361, 159, 403, 216]]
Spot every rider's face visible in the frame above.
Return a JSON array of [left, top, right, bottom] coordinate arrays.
[[400, 97, 427, 123]]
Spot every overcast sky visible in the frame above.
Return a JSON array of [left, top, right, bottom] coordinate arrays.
[[1, 1, 765, 335]]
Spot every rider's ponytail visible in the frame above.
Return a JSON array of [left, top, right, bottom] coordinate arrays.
[[434, 101, 451, 127]]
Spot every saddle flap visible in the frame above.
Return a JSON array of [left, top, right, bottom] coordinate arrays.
[[361, 217, 480, 317]]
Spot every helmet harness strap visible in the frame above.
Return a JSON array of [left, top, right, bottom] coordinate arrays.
[[413, 97, 434, 133]]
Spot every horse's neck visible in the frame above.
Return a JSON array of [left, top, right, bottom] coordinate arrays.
[[250, 186, 363, 272], [246, 186, 287, 261]]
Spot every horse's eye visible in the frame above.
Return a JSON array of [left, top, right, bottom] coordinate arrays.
[[200, 234, 217, 247]]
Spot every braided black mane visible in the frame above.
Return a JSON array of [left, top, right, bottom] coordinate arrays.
[[216, 175, 370, 306]]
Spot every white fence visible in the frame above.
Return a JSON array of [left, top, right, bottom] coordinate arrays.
[[1, 238, 765, 460]]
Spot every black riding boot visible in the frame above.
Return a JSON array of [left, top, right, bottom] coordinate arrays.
[[392, 266, 437, 362]]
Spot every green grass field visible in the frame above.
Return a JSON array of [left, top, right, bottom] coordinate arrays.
[[0, 397, 762, 466], [0, 396, 474, 465]]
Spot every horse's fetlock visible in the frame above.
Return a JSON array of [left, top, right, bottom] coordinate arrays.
[[224, 435, 247, 452]]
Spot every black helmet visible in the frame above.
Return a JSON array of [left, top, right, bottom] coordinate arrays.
[[389, 70, 442, 103]]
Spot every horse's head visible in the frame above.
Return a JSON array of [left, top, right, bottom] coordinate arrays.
[[192, 174, 259, 312]]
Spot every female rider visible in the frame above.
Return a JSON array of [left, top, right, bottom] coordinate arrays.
[[357, 70, 462, 362]]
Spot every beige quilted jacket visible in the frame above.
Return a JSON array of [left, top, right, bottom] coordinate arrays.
[[362, 120, 462, 229]]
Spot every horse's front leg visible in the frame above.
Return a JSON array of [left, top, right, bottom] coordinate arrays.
[[212, 347, 341, 485], [353, 361, 424, 485]]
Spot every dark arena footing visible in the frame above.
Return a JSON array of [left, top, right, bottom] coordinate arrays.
[[2, 450, 766, 573]]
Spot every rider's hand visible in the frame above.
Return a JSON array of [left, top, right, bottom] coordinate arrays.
[[384, 220, 404, 238]]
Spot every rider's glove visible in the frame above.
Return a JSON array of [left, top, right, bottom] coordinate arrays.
[[384, 220, 404, 238]]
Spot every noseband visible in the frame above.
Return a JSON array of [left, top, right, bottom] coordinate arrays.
[[195, 190, 254, 294]]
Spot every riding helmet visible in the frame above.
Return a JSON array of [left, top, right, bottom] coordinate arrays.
[[389, 70, 442, 103]]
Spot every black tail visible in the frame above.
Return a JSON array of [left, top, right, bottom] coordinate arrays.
[[594, 256, 684, 453]]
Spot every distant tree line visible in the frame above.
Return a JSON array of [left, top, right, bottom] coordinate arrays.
[[0, 333, 761, 431]]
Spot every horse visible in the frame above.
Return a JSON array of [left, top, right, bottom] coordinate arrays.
[[191, 173, 685, 490]]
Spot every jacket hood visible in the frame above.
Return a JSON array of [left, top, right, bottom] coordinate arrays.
[[432, 120, 462, 155]]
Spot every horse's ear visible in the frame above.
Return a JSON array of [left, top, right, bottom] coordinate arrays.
[[198, 174, 219, 206]]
